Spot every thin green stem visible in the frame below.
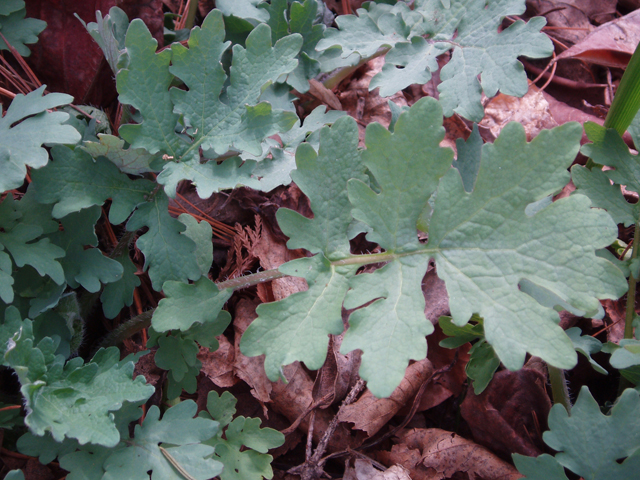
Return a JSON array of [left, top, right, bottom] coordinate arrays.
[[624, 221, 640, 339], [98, 250, 432, 349], [183, 0, 199, 30], [547, 364, 571, 413]]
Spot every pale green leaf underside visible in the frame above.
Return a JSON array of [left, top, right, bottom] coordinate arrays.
[[241, 256, 357, 378], [429, 122, 626, 371], [241, 98, 627, 397], [241, 116, 366, 379]]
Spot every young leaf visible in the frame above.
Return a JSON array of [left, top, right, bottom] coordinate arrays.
[[0, 86, 80, 191], [0, 2, 46, 56], [3, 318, 153, 447], [126, 191, 202, 289], [31, 145, 155, 224], [152, 277, 232, 332], [204, 391, 284, 480], [317, 0, 552, 121], [59, 401, 222, 480], [115, 9, 303, 198], [542, 386, 640, 480]]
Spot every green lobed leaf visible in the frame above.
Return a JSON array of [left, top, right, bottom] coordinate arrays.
[[0, 2, 46, 56], [126, 191, 203, 289], [100, 252, 141, 319], [217, 0, 270, 23], [204, 391, 284, 480], [436, 5, 551, 121], [178, 214, 214, 277], [48, 207, 123, 292], [152, 277, 232, 332], [542, 386, 640, 480], [581, 122, 640, 194], [571, 165, 636, 227], [241, 116, 366, 380], [4, 470, 25, 480], [155, 334, 200, 382], [428, 121, 626, 372], [565, 327, 607, 375], [117, 19, 183, 157], [31, 145, 155, 224], [317, 0, 552, 121], [81, 133, 160, 175], [0, 86, 80, 191], [160, 11, 302, 197], [59, 401, 222, 480], [250, 105, 346, 192], [513, 453, 570, 480], [3, 319, 154, 447], [0, 223, 65, 289]]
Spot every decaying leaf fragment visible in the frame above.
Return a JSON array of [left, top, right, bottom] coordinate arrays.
[[379, 428, 521, 480]]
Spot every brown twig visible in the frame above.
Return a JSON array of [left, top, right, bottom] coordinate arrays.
[[289, 379, 366, 480]]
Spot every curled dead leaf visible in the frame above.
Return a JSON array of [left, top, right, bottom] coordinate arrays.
[[378, 428, 522, 480]]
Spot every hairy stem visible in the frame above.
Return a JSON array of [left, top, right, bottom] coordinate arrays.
[[547, 364, 571, 413], [624, 221, 640, 339]]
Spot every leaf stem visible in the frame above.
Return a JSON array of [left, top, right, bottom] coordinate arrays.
[[99, 250, 431, 349], [547, 364, 571, 413], [624, 220, 640, 339]]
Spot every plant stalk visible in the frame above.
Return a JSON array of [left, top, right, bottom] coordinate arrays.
[[547, 364, 571, 413], [624, 220, 640, 339]]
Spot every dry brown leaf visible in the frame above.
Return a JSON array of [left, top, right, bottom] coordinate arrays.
[[338, 359, 434, 437], [601, 298, 628, 344], [198, 335, 237, 388], [338, 56, 408, 145], [344, 459, 411, 480], [271, 363, 357, 452], [480, 84, 559, 141], [416, 325, 469, 412], [527, 0, 616, 46], [422, 267, 450, 324], [232, 297, 274, 404], [460, 369, 551, 458], [379, 428, 522, 480], [312, 333, 361, 408], [252, 217, 308, 301], [308, 79, 343, 110], [555, 9, 640, 69]]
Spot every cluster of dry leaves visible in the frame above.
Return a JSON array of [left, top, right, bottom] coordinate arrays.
[[2, 0, 640, 479]]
